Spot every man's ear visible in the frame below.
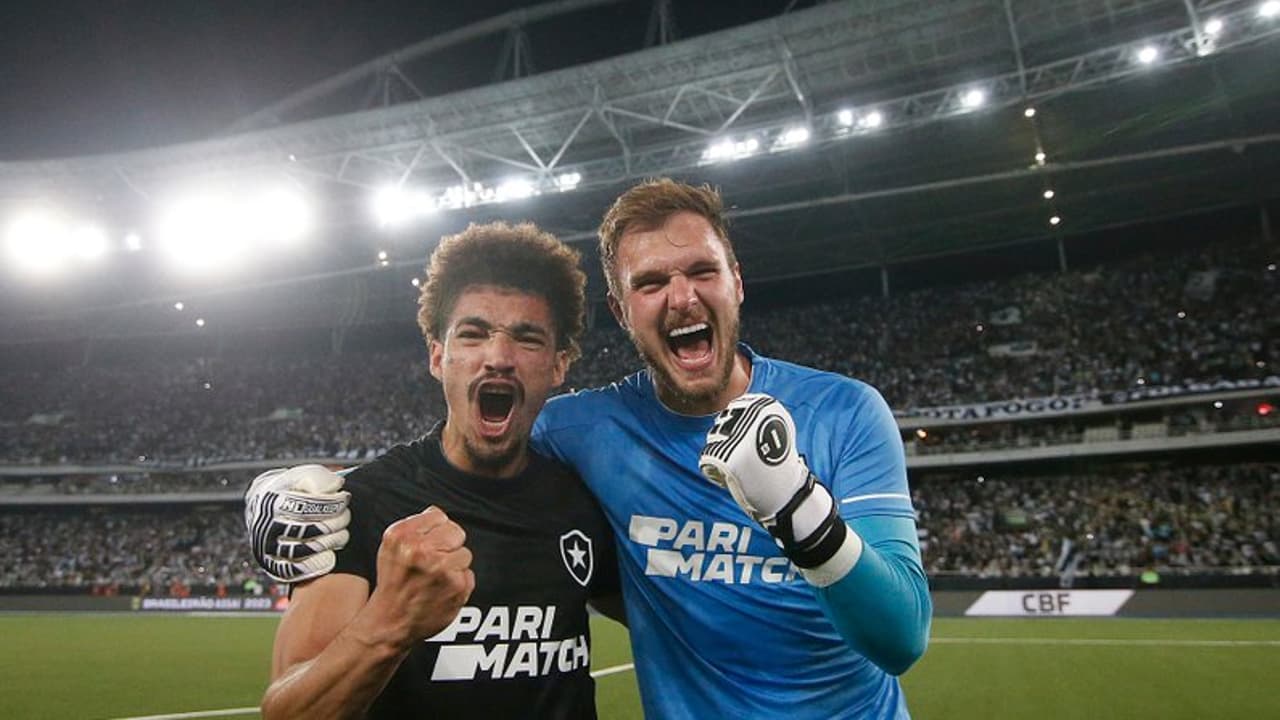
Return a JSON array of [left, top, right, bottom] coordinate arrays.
[[732, 262, 744, 305], [607, 293, 628, 331], [428, 338, 445, 381], [552, 349, 569, 388]]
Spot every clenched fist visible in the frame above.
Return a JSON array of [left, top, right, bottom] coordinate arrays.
[[365, 507, 476, 649]]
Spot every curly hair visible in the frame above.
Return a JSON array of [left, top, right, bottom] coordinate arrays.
[[597, 178, 735, 298], [416, 222, 586, 361]]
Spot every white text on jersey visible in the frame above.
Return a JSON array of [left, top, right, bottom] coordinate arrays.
[[426, 605, 589, 681], [629, 515, 800, 583]]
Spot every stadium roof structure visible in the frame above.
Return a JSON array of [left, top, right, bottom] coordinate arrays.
[[2, 0, 1279, 341]]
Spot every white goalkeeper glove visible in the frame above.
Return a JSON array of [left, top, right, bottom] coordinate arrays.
[[700, 393, 862, 587], [244, 465, 352, 583]]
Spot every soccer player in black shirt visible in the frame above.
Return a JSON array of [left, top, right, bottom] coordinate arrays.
[[259, 222, 620, 719]]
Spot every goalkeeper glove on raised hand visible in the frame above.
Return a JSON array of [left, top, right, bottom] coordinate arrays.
[[244, 465, 351, 583], [700, 393, 862, 587]]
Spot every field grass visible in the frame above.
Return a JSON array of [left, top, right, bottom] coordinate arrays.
[[2, 613, 1278, 719]]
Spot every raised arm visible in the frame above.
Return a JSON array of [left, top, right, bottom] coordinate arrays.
[[261, 507, 475, 719], [699, 392, 930, 675]]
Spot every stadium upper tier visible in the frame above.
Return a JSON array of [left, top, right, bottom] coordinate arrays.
[[2, 0, 1279, 316], [1, 231, 1274, 467]]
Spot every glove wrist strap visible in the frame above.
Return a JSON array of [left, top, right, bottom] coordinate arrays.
[[763, 472, 847, 569]]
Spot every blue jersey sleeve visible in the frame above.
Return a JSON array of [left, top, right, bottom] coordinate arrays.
[[817, 516, 931, 675], [816, 383, 930, 674]]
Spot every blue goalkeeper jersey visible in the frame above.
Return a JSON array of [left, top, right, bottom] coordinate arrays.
[[533, 345, 920, 719]]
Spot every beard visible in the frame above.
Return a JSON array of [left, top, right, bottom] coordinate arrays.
[[631, 312, 740, 415], [461, 434, 525, 475]]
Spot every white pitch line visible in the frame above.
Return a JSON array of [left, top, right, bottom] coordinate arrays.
[[591, 662, 636, 678], [108, 664, 639, 720], [931, 637, 1280, 647], [108, 708, 259, 720]]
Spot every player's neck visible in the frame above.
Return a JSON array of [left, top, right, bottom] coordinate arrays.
[[438, 424, 530, 479]]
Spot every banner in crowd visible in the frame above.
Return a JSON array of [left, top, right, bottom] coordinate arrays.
[[965, 590, 1134, 617], [896, 375, 1279, 425], [986, 340, 1038, 358], [896, 394, 1101, 424], [133, 596, 280, 612], [988, 305, 1023, 325], [1103, 375, 1280, 404]]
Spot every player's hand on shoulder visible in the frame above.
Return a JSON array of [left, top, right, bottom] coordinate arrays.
[[368, 506, 476, 648], [244, 464, 352, 583]]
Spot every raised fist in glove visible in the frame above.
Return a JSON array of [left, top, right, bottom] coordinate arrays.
[[700, 394, 861, 585], [244, 464, 351, 583]]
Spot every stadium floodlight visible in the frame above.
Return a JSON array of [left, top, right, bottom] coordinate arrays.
[[960, 88, 986, 110], [496, 178, 536, 202], [4, 209, 73, 277], [248, 187, 311, 246], [174, 301, 185, 311], [377, 250, 388, 261], [701, 137, 760, 163], [1137, 45, 1160, 65], [1035, 150, 1047, 165], [155, 192, 249, 274], [1261, 2, 1280, 19], [124, 232, 143, 252], [1177, 310, 1187, 319], [1204, 18, 1224, 36], [915, 429, 928, 439], [411, 277, 421, 288], [1043, 189, 1055, 200], [1268, 263, 1277, 271], [71, 225, 109, 261], [1049, 215, 1061, 226], [774, 126, 811, 150], [373, 185, 417, 228], [1213, 400, 1224, 409], [195, 317, 206, 327], [1024, 107, 1037, 118], [556, 172, 582, 191], [836, 109, 855, 127], [859, 111, 884, 130]]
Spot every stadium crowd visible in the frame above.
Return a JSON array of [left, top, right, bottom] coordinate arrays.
[[1, 464, 1274, 592], [1, 235, 1274, 466], [915, 464, 1280, 579]]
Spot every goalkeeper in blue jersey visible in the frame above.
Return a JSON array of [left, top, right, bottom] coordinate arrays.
[[248, 179, 931, 718]]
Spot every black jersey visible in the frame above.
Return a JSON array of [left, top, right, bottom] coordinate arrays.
[[332, 427, 618, 719]]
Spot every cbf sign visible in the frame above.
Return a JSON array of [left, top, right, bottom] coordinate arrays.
[[965, 590, 1134, 617]]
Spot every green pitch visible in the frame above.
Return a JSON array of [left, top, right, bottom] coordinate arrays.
[[3, 614, 1278, 719]]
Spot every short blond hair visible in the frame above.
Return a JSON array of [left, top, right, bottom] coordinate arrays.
[[597, 178, 735, 297]]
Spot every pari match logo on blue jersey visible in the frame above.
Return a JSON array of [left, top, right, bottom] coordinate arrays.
[[628, 515, 801, 584]]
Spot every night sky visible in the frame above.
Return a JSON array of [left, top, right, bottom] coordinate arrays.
[[1, 0, 810, 160]]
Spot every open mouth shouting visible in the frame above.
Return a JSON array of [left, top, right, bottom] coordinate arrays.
[[473, 379, 521, 439], [665, 320, 715, 373]]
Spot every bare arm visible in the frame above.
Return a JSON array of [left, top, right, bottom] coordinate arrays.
[[260, 507, 475, 720], [261, 574, 406, 720]]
